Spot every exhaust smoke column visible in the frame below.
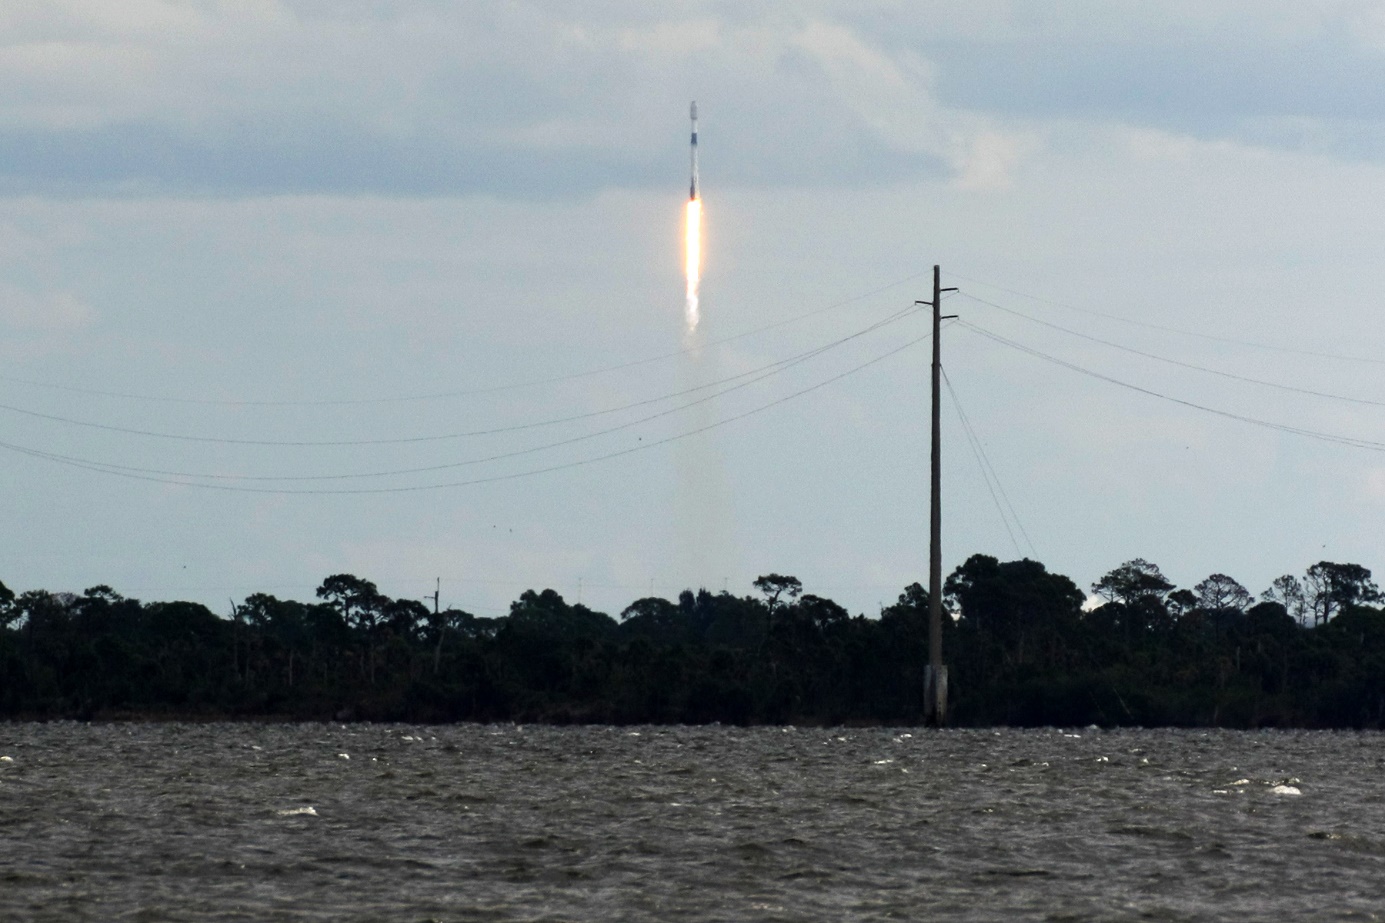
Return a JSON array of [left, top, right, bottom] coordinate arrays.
[[684, 101, 702, 334]]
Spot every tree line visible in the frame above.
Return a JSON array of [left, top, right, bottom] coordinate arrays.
[[1, 556, 1383, 727]]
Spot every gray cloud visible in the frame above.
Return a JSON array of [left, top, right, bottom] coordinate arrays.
[[852, 3, 1385, 155], [925, 34, 1385, 133], [0, 3, 959, 197], [3, 2, 1384, 198], [0, 121, 660, 199], [0, 117, 944, 200]]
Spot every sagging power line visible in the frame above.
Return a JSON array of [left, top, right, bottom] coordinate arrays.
[[0, 328, 934, 494], [957, 319, 1385, 454], [960, 291, 1385, 409], [950, 270, 1385, 367], [0, 305, 925, 485], [942, 367, 1036, 558], [0, 304, 923, 451], [0, 269, 936, 409]]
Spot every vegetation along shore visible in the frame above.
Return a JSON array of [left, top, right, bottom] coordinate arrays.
[[2, 557, 1383, 728]]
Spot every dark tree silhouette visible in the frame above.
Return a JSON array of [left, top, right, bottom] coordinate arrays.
[[1263, 574, 1308, 626], [1194, 574, 1252, 613], [1093, 559, 1174, 606], [753, 574, 802, 612], [1304, 562, 1381, 627]]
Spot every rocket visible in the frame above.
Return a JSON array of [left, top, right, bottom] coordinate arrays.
[[689, 101, 699, 201]]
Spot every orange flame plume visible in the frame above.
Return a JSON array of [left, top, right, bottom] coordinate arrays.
[[685, 197, 702, 332]]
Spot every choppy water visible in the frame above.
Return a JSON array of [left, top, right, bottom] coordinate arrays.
[[1, 723, 1383, 921]]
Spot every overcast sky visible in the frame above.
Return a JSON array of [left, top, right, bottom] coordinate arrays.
[[5, 1, 1385, 618]]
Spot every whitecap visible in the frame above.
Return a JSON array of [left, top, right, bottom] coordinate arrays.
[[337, 753, 350, 760], [1271, 785, 1302, 796], [277, 806, 318, 816], [0, 755, 13, 763]]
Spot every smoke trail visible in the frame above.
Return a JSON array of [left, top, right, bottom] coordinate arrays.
[[674, 310, 734, 590]]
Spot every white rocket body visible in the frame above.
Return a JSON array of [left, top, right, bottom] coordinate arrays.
[[689, 101, 699, 201]]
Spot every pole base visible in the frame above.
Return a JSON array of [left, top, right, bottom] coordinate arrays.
[[924, 665, 949, 726]]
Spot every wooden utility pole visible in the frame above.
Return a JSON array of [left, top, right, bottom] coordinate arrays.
[[430, 578, 443, 675], [919, 265, 956, 725]]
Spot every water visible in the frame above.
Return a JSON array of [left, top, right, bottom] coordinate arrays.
[[1, 724, 1382, 921]]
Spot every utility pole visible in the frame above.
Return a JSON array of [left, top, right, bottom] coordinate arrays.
[[429, 578, 442, 675], [918, 265, 956, 725]]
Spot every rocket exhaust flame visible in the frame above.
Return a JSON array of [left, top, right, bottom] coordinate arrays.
[[685, 101, 701, 334], [685, 197, 701, 333]]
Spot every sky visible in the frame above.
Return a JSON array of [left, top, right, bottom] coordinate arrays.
[[4, 1, 1385, 619]]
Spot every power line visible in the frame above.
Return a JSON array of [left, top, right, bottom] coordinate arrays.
[[0, 269, 935, 408], [957, 319, 1385, 453], [949, 270, 1385, 367], [0, 305, 922, 449], [0, 329, 933, 494], [960, 291, 1385, 409], [0, 306, 924, 482], [947, 367, 1019, 556], [942, 367, 1035, 558]]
